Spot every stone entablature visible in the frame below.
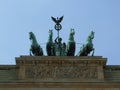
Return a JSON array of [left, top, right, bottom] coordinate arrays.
[[16, 56, 107, 82], [1, 56, 120, 89]]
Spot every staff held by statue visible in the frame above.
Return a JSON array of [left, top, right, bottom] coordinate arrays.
[[51, 16, 64, 38]]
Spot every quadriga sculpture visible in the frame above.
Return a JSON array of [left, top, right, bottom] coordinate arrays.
[[77, 31, 95, 56], [29, 32, 43, 56]]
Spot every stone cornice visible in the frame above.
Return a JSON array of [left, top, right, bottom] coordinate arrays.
[[16, 56, 107, 66], [0, 82, 120, 88]]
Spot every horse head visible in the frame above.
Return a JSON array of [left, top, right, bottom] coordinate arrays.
[[49, 29, 53, 37], [68, 28, 75, 42], [70, 28, 75, 36], [89, 31, 95, 39], [29, 32, 35, 40], [48, 30, 53, 43]]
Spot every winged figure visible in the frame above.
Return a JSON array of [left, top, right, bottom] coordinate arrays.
[[51, 16, 64, 25]]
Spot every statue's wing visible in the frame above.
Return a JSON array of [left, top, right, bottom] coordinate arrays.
[[51, 16, 57, 23], [58, 16, 64, 23]]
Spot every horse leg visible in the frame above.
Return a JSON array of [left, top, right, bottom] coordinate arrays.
[[40, 48, 43, 56], [91, 48, 95, 56], [30, 48, 32, 56]]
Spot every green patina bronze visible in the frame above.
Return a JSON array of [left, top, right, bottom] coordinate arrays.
[[66, 28, 76, 56], [46, 29, 76, 56], [28, 16, 95, 56], [54, 36, 66, 56], [46, 30, 55, 56], [46, 30, 67, 56], [77, 31, 95, 56], [29, 32, 43, 56]]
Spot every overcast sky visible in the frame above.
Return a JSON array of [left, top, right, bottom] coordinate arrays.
[[0, 0, 120, 65]]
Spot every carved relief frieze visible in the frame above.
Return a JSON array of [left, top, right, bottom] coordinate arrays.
[[25, 64, 98, 79]]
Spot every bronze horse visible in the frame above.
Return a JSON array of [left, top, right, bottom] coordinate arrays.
[[46, 30, 55, 56], [66, 29, 76, 56], [77, 31, 95, 56], [29, 32, 43, 56]]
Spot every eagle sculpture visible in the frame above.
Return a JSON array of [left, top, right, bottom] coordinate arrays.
[[51, 16, 64, 25]]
